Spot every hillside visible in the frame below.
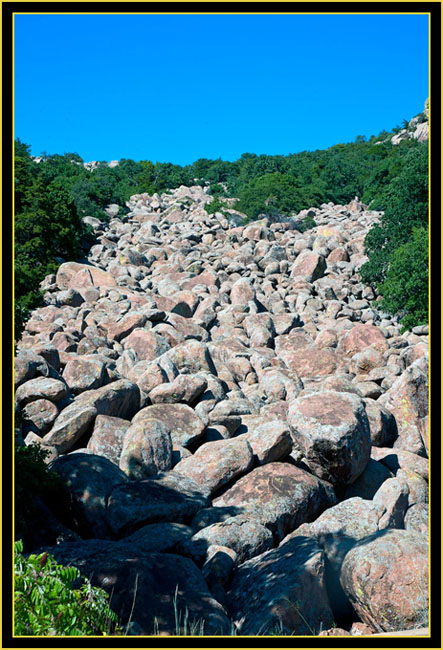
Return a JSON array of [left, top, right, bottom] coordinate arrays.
[[14, 180, 429, 635], [14, 99, 430, 636], [14, 100, 429, 339]]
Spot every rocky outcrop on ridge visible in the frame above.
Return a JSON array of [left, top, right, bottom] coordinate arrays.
[[15, 185, 429, 636], [390, 98, 429, 145]]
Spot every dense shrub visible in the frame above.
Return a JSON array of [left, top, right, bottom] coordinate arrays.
[[14, 540, 119, 636]]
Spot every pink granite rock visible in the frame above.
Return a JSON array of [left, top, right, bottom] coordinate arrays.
[[340, 529, 429, 632]]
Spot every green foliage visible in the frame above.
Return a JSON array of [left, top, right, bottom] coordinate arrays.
[[14, 142, 88, 341], [208, 182, 228, 197], [235, 172, 306, 221], [296, 214, 316, 233], [14, 444, 64, 544], [205, 196, 230, 215], [14, 540, 119, 636], [360, 142, 428, 287], [378, 227, 429, 331]]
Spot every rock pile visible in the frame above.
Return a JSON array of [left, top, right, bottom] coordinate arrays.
[[15, 185, 429, 636]]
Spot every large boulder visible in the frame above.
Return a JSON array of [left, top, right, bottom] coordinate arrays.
[[43, 404, 98, 454], [404, 503, 429, 535], [44, 546, 230, 635], [86, 415, 130, 465], [179, 515, 274, 565], [106, 472, 210, 537], [234, 417, 294, 464], [230, 278, 256, 305], [340, 529, 429, 632], [337, 324, 388, 358], [363, 398, 398, 447], [290, 250, 326, 282], [213, 463, 336, 542], [285, 496, 387, 621], [44, 380, 141, 453], [149, 373, 207, 405], [119, 418, 173, 479], [343, 458, 393, 500], [15, 351, 54, 388], [371, 447, 429, 481], [56, 262, 116, 289], [228, 534, 334, 635], [15, 377, 68, 407], [292, 496, 387, 542], [397, 468, 428, 507], [49, 453, 129, 539], [288, 391, 371, 486], [173, 438, 253, 496], [132, 403, 205, 448], [77, 379, 141, 420], [372, 477, 409, 529], [166, 340, 217, 375], [22, 399, 59, 435], [378, 361, 429, 457], [278, 345, 339, 380], [122, 328, 170, 360], [62, 355, 107, 394]]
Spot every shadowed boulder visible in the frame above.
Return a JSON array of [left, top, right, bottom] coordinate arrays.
[[106, 472, 210, 538], [49, 452, 129, 539], [178, 515, 274, 565], [344, 459, 393, 500], [228, 534, 334, 634], [43, 545, 231, 635]]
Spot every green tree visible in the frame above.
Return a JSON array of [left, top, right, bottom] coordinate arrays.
[[235, 172, 306, 220], [14, 140, 87, 340], [378, 227, 429, 331], [360, 142, 428, 287]]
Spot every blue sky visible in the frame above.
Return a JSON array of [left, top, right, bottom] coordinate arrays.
[[14, 13, 429, 165]]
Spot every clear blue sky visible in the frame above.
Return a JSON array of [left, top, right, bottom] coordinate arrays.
[[14, 13, 429, 166]]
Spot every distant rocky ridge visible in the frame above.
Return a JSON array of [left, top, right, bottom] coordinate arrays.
[[15, 183, 429, 636], [390, 98, 429, 145]]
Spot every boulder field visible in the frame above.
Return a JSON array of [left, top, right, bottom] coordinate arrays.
[[15, 185, 429, 636]]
